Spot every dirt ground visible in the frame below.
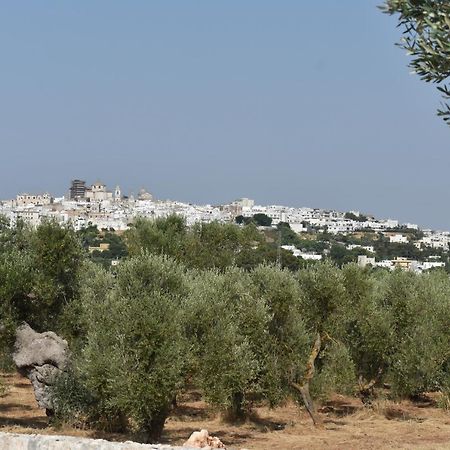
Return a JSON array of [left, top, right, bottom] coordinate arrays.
[[1, 372, 450, 449]]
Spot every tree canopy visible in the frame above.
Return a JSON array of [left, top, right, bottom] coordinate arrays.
[[383, 0, 450, 124]]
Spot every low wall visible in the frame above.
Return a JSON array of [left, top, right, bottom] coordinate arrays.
[[0, 433, 196, 450]]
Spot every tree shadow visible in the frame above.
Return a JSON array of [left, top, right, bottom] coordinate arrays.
[[245, 411, 287, 432], [171, 403, 212, 421], [410, 393, 437, 409], [0, 403, 34, 412], [0, 414, 48, 429], [319, 398, 360, 417]]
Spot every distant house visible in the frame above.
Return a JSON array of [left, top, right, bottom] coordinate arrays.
[[357, 255, 376, 268], [389, 234, 408, 244]]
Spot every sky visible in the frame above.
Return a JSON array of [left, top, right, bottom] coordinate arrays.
[[0, 1, 449, 229]]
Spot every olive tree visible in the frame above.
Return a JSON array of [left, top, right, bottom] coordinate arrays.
[[383, 0, 450, 124], [341, 265, 394, 401], [296, 261, 356, 424], [125, 216, 262, 271], [73, 255, 189, 442], [250, 266, 312, 409], [29, 220, 85, 331], [0, 219, 84, 354], [344, 267, 450, 401], [185, 267, 271, 419], [384, 270, 450, 397], [125, 215, 187, 259]]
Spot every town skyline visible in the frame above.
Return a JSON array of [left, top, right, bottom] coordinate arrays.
[[3, 176, 450, 276], [1, 177, 447, 234], [1, 1, 449, 230], [1, 176, 447, 233]]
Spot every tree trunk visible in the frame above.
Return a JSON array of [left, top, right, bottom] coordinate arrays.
[[358, 367, 383, 404], [144, 408, 169, 443], [291, 333, 324, 428], [226, 392, 245, 421]]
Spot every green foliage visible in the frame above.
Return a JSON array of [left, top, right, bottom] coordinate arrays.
[[235, 241, 302, 272], [373, 234, 422, 261], [383, 0, 450, 124], [126, 216, 263, 271], [342, 266, 393, 381], [184, 222, 261, 270], [295, 238, 328, 254], [344, 212, 367, 222], [387, 271, 450, 396], [235, 214, 273, 227], [185, 268, 270, 417], [250, 266, 311, 403], [437, 388, 450, 410], [125, 215, 187, 258], [83, 228, 128, 268], [185, 265, 313, 417], [252, 213, 272, 227], [276, 222, 303, 247], [235, 215, 253, 225], [0, 249, 34, 344], [297, 261, 350, 338], [0, 219, 85, 354], [76, 255, 188, 441], [28, 220, 84, 330], [311, 341, 357, 400], [340, 266, 450, 398], [78, 225, 101, 248], [52, 369, 94, 427], [329, 244, 357, 266]]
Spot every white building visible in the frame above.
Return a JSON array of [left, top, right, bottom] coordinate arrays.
[[357, 255, 376, 267], [389, 234, 408, 244], [16, 193, 52, 206]]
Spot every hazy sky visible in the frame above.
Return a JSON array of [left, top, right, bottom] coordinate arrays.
[[1, 1, 449, 229]]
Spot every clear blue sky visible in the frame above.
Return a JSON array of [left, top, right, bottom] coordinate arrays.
[[0, 1, 448, 229]]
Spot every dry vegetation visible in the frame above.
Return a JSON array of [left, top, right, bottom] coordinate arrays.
[[1, 373, 449, 450]]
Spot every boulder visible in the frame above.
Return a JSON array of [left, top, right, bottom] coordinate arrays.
[[12, 323, 71, 415], [183, 430, 225, 449]]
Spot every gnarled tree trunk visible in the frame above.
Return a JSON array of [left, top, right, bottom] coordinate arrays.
[[358, 367, 383, 404], [291, 333, 324, 428]]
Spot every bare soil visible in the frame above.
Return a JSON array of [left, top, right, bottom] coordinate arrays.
[[1, 373, 450, 449]]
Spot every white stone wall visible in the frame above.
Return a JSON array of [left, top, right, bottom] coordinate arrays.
[[0, 433, 197, 450]]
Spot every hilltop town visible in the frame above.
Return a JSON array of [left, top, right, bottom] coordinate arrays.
[[1, 179, 449, 273]]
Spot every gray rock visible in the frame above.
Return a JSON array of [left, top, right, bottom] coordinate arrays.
[[12, 323, 71, 414]]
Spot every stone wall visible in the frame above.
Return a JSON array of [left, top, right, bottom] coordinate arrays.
[[0, 433, 196, 450]]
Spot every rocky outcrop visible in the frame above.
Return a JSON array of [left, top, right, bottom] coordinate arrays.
[[12, 323, 71, 415], [183, 430, 226, 449]]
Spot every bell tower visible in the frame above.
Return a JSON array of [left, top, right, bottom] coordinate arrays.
[[114, 185, 121, 202]]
